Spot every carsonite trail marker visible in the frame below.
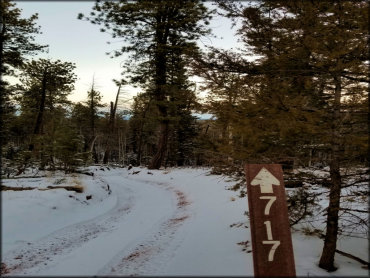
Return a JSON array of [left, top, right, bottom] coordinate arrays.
[[245, 164, 296, 277]]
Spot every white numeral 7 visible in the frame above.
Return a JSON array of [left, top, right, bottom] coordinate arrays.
[[262, 240, 280, 261], [259, 196, 276, 215]]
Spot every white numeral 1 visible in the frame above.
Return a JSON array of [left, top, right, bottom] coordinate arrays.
[[264, 221, 273, 240], [262, 240, 281, 261], [259, 196, 276, 215]]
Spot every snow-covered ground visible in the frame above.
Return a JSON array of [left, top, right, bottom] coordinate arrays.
[[1, 166, 368, 276]]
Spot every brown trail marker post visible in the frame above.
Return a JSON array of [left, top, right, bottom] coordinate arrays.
[[245, 164, 296, 277]]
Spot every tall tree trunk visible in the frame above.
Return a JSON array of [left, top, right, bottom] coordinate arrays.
[[148, 120, 169, 169], [136, 99, 152, 166], [103, 85, 121, 164], [89, 135, 99, 164], [0, 19, 5, 73], [29, 69, 47, 151], [88, 78, 98, 162], [148, 20, 169, 169], [103, 101, 114, 164], [0, 20, 7, 154], [319, 75, 342, 271], [103, 149, 109, 164], [136, 125, 143, 166], [93, 145, 99, 164]]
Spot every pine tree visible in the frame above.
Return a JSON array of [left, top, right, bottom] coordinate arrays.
[[79, 0, 213, 169], [103, 82, 123, 164], [85, 78, 104, 163], [0, 0, 46, 157], [16, 58, 76, 168], [53, 118, 85, 172], [165, 33, 200, 166], [128, 92, 157, 166], [71, 102, 91, 152], [0, 0, 46, 74], [204, 0, 368, 271]]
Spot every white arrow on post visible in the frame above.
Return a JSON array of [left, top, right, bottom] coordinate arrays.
[[250, 167, 280, 194]]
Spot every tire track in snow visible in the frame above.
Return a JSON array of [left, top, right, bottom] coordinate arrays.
[[1, 175, 135, 276], [2, 171, 191, 276], [97, 178, 191, 276]]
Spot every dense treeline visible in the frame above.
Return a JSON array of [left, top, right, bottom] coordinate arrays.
[[0, 0, 368, 272]]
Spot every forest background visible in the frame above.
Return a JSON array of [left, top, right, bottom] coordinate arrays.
[[0, 0, 368, 272]]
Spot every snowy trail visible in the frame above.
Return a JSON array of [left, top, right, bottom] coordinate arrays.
[[97, 176, 191, 276], [2, 170, 190, 276], [3, 167, 367, 276]]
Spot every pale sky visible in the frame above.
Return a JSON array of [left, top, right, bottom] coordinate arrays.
[[13, 1, 242, 109]]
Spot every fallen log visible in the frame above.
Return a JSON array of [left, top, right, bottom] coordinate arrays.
[[1, 185, 36, 191]]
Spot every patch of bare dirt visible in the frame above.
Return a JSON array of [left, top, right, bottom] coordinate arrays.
[[174, 190, 189, 208], [168, 216, 189, 225], [122, 247, 153, 262]]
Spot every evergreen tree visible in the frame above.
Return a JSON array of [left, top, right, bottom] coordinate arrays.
[[165, 33, 199, 166], [0, 0, 47, 156], [0, 0, 46, 75], [53, 117, 85, 172], [191, 63, 251, 164], [128, 92, 157, 166], [79, 0, 213, 169], [71, 102, 93, 161], [102, 81, 125, 164], [83, 78, 104, 163], [16, 58, 76, 169], [202, 0, 368, 271]]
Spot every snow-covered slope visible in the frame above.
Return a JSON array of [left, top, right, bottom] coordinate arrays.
[[1, 166, 368, 276]]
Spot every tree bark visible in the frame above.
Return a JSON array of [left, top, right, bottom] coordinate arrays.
[[319, 75, 342, 271], [136, 121, 144, 166], [0, 19, 6, 154], [103, 101, 114, 164], [103, 85, 121, 164], [89, 135, 98, 164], [29, 69, 47, 151], [88, 79, 98, 163], [0, 18, 5, 73], [148, 14, 170, 169], [148, 121, 169, 169], [133, 98, 151, 166]]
